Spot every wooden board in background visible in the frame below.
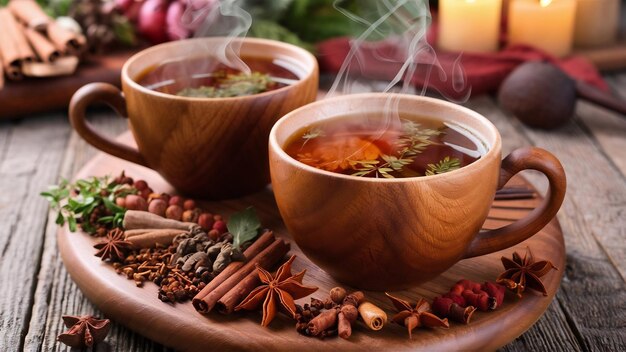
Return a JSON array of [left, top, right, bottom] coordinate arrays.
[[0, 51, 135, 119], [57, 132, 565, 351], [575, 43, 626, 72]]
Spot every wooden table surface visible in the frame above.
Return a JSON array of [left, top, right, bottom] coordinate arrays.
[[1, 72, 625, 351]]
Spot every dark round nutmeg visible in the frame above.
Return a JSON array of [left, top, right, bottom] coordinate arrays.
[[498, 61, 576, 129]]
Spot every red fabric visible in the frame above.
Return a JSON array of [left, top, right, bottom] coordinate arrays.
[[316, 37, 609, 99]]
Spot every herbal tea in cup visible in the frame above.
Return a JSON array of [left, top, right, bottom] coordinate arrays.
[[283, 113, 486, 178], [136, 56, 299, 98], [69, 37, 318, 199], [269, 93, 566, 290]]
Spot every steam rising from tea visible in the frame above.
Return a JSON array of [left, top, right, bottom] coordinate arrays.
[[285, 114, 484, 178], [136, 0, 300, 98]]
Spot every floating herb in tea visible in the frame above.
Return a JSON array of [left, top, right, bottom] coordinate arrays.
[[284, 113, 484, 178], [136, 56, 298, 97], [177, 72, 273, 98], [425, 156, 462, 176]]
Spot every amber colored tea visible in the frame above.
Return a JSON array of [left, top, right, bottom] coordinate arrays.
[[284, 113, 486, 178], [136, 56, 299, 98]]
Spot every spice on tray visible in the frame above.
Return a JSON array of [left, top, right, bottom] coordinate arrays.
[[57, 315, 110, 348], [42, 171, 222, 236], [358, 301, 388, 331], [497, 247, 557, 298], [433, 279, 505, 314], [431, 297, 476, 324], [123, 210, 200, 233], [41, 174, 138, 235], [296, 302, 338, 338], [306, 289, 364, 339], [296, 287, 369, 339], [385, 293, 449, 339], [235, 255, 318, 327], [193, 233, 289, 314], [93, 228, 132, 261], [124, 228, 187, 248]]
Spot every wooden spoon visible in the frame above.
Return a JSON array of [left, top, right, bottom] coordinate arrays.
[[498, 61, 626, 129]]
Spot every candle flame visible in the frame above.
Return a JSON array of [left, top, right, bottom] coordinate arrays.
[[540, 0, 552, 7]]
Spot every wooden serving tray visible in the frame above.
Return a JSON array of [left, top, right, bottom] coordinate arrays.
[[58, 132, 565, 351]]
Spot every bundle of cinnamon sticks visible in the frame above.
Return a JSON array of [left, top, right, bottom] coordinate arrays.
[[193, 231, 290, 314], [0, 0, 87, 88]]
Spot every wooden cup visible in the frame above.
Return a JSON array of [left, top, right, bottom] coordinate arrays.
[[69, 38, 318, 199], [269, 93, 566, 290]]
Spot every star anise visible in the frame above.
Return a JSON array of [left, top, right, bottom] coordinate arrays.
[[94, 228, 132, 261], [235, 255, 318, 326], [385, 293, 449, 339], [57, 315, 111, 348], [496, 247, 557, 298]]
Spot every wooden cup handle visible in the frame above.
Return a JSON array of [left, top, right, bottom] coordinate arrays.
[[464, 147, 566, 258], [69, 83, 148, 167]]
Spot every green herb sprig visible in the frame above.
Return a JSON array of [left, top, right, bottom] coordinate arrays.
[[227, 207, 262, 250], [351, 120, 442, 178], [177, 72, 273, 98], [425, 156, 462, 176], [41, 176, 135, 233]]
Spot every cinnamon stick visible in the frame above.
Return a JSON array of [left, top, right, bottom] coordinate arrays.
[[125, 229, 187, 248], [193, 236, 289, 314], [337, 312, 351, 339], [8, 0, 51, 30], [358, 301, 387, 331], [308, 309, 338, 336], [192, 230, 276, 312], [23, 26, 60, 62], [47, 22, 86, 54], [215, 266, 261, 314], [123, 210, 199, 232], [0, 8, 33, 80]]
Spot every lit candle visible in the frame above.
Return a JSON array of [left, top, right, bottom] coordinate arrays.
[[508, 0, 577, 57], [574, 0, 620, 47], [438, 0, 502, 53]]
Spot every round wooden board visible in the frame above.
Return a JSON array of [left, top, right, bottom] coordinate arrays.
[[58, 132, 565, 351]]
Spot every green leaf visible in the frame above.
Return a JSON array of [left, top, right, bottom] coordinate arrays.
[[98, 216, 114, 224], [40, 191, 55, 199], [425, 156, 461, 176], [112, 15, 137, 46], [102, 196, 124, 213], [41, 174, 130, 234], [67, 216, 77, 232], [228, 207, 262, 250], [55, 212, 65, 226]]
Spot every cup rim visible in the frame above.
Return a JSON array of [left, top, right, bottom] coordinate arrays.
[[121, 37, 318, 102], [269, 93, 502, 183]]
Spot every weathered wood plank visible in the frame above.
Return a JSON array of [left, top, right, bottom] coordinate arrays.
[[21, 111, 172, 351], [465, 97, 582, 352], [574, 74, 626, 177], [15, 93, 624, 351], [0, 115, 70, 351], [469, 96, 626, 351]]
